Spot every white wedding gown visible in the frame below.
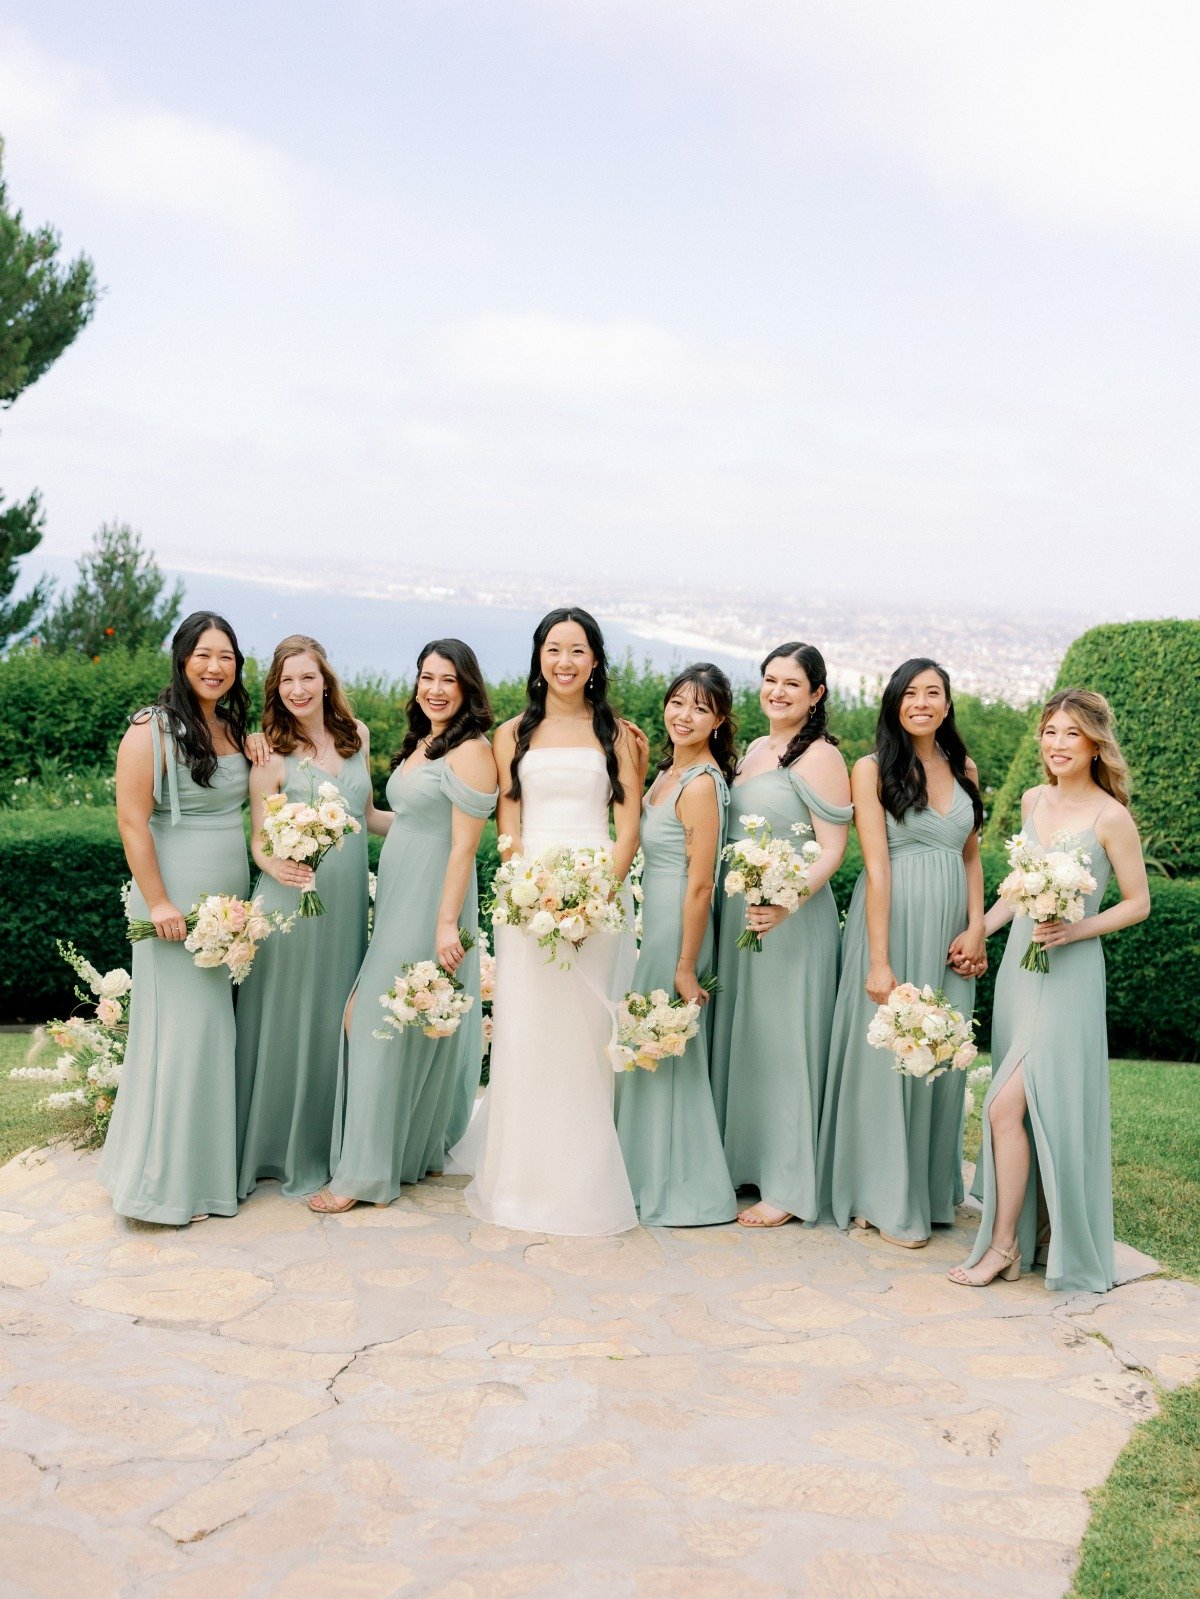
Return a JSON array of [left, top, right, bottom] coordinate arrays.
[[452, 748, 638, 1235]]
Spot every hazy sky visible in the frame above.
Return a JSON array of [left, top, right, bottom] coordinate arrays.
[[2, 1, 1198, 613]]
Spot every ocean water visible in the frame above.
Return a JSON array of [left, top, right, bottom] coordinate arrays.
[[170, 571, 757, 685]]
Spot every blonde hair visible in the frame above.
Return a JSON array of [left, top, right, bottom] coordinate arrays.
[[262, 635, 361, 758], [1038, 688, 1130, 807]]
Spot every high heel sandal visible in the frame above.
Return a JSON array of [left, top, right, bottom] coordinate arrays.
[[947, 1243, 1021, 1287]]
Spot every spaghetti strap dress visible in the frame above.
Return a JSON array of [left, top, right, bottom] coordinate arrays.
[[99, 710, 250, 1224], [817, 780, 977, 1240], [967, 811, 1116, 1292], [615, 764, 737, 1227], [327, 755, 496, 1201], [234, 750, 371, 1198], [709, 764, 853, 1222]]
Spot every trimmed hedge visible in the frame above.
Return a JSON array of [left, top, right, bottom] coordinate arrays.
[[0, 810, 132, 1020], [4, 809, 1194, 1058], [988, 619, 1200, 875]]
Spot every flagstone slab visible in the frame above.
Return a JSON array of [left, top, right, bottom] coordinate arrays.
[[0, 1142, 1197, 1597]]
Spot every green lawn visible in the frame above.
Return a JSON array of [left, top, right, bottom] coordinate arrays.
[[0, 1032, 81, 1162]]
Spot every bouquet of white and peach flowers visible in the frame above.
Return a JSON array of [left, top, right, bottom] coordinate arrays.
[[722, 814, 823, 953], [997, 830, 1097, 974], [490, 838, 627, 964], [607, 977, 718, 1073], [375, 931, 476, 1041], [867, 983, 977, 1082], [259, 764, 362, 916], [9, 940, 131, 1142], [129, 893, 293, 984], [478, 931, 496, 1076]]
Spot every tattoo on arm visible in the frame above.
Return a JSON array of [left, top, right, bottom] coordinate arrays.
[[683, 824, 694, 868]]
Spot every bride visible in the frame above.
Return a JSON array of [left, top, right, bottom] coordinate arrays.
[[452, 607, 644, 1234]]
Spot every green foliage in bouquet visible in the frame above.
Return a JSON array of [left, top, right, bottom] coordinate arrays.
[[988, 620, 1200, 877]]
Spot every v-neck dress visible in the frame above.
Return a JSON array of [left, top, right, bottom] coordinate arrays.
[[234, 749, 371, 1198], [615, 764, 737, 1227], [817, 779, 977, 1240]]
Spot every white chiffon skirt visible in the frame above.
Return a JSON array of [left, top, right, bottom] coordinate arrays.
[[451, 924, 638, 1236]]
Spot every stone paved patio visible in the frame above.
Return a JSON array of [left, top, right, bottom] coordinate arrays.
[[1, 1145, 1197, 1598]]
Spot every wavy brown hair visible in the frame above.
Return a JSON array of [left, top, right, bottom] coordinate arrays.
[[262, 635, 361, 759], [1038, 688, 1130, 807], [393, 639, 493, 768]]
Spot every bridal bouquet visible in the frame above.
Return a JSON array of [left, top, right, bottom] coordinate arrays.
[[607, 976, 718, 1073], [9, 940, 131, 1143], [722, 814, 823, 952], [867, 983, 977, 1082], [491, 838, 627, 964], [259, 766, 362, 916], [997, 831, 1097, 974], [129, 893, 293, 984], [375, 931, 477, 1041]]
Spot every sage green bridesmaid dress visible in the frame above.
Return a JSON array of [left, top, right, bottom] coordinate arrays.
[[817, 775, 976, 1240], [327, 754, 496, 1201], [967, 810, 1116, 1292], [99, 710, 250, 1224], [615, 765, 737, 1227], [234, 750, 371, 1198], [709, 765, 854, 1221]]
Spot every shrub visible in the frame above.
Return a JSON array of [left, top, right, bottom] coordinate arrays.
[[988, 620, 1200, 875], [0, 810, 131, 1020], [6, 802, 1190, 1057]]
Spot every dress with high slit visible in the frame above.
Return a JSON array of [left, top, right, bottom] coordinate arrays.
[[967, 814, 1116, 1292]]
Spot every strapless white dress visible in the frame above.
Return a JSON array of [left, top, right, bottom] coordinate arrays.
[[452, 748, 638, 1235]]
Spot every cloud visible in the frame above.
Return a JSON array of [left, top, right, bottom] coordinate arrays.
[[0, 30, 303, 247], [416, 312, 794, 404], [547, 0, 1200, 241]]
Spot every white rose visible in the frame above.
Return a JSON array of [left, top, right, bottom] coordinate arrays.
[[724, 870, 746, 897], [98, 969, 133, 999], [529, 910, 556, 939]]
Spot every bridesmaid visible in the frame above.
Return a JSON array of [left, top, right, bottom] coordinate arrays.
[[309, 640, 497, 1212], [709, 643, 852, 1227], [951, 690, 1149, 1291], [101, 612, 253, 1225], [616, 663, 738, 1227], [817, 658, 986, 1247], [235, 635, 388, 1200]]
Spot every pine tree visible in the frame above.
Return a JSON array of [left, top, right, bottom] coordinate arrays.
[[0, 136, 98, 648], [43, 522, 184, 657]]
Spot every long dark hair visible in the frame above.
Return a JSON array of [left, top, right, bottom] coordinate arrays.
[[139, 611, 250, 786], [760, 642, 839, 768], [876, 657, 983, 829], [393, 639, 493, 769], [655, 662, 737, 786], [262, 634, 362, 758], [508, 607, 624, 804]]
